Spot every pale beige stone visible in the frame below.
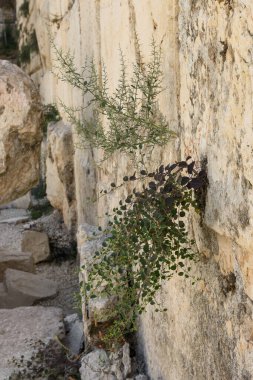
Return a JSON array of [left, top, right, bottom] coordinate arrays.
[[21, 230, 50, 263], [46, 121, 76, 231], [3, 268, 58, 308], [0, 248, 35, 281], [0, 60, 42, 205]]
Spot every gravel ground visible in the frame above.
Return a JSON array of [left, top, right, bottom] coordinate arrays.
[[36, 260, 80, 316]]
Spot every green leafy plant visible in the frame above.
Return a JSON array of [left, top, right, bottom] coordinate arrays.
[[54, 40, 176, 162], [82, 159, 207, 346]]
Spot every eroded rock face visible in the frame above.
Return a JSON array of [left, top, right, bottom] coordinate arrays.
[[46, 121, 76, 231], [0, 60, 42, 205]]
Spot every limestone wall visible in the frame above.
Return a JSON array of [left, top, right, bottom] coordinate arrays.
[[138, 2, 253, 379], [16, 0, 253, 379]]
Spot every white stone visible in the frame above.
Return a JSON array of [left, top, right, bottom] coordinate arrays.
[[122, 343, 131, 378]]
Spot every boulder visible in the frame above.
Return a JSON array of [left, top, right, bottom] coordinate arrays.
[[0, 60, 42, 206], [21, 230, 50, 263], [80, 344, 132, 380], [0, 247, 35, 281], [0, 306, 64, 379], [23, 210, 76, 261], [2, 268, 58, 307], [46, 121, 76, 231], [80, 349, 114, 380]]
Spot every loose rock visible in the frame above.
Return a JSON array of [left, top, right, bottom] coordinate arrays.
[[2, 268, 58, 308], [21, 230, 50, 263]]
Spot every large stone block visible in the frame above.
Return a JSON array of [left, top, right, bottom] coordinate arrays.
[[21, 230, 50, 263], [0, 60, 42, 205], [0, 248, 35, 281], [2, 268, 58, 308]]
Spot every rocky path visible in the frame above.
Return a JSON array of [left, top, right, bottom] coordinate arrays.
[[0, 210, 147, 380], [0, 209, 82, 379]]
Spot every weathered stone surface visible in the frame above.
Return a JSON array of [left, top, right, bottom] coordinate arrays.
[[78, 224, 116, 337], [21, 230, 50, 263], [80, 349, 113, 380], [0, 306, 64, 379], [80, 343, 132, 380], [64, 313, 84, 355], [0, 247, 35, 281], [3, 268, 58, 307], [46, 121, 76, 231], [0, 60, 42, 205]]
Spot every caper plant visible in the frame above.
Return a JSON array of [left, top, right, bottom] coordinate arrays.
[[53, 40, 176, 163], [82, 160, 207, 345], [55, 40, 207, 347]]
